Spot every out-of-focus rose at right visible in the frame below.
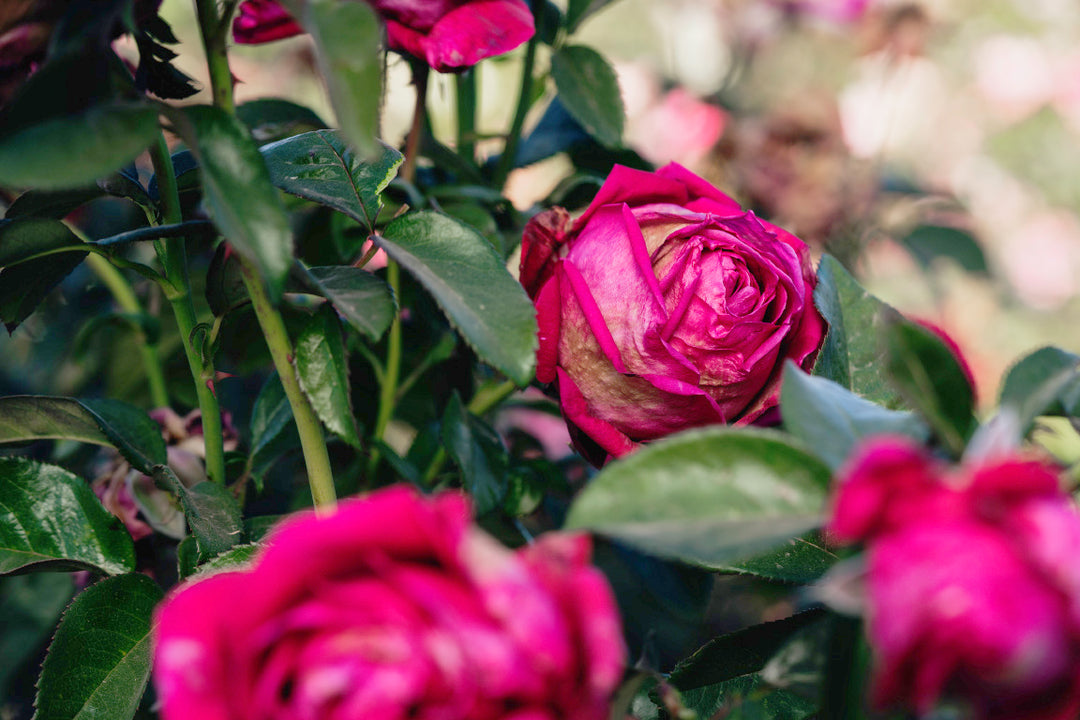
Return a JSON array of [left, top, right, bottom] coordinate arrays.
[[825, 437, 1080, 720]]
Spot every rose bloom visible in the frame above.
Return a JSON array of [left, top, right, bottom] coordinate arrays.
[[519, 163, 825, 465], [827, 438, 1080, 720], [232, 0, 535, 73], [153, 486, 625, 720]]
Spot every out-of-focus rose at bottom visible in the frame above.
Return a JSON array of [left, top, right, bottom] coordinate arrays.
[[825, 438, 1080, 720], [152, 486, 626, 720]]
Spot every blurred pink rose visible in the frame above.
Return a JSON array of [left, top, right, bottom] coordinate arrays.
[[629, 88, 727, 170], [519, 163, 825, 465], [232, 0, 535, 73], [770, 0, 870, 24], [153, 486, 625, 720], [827, 438, 1080, 720]]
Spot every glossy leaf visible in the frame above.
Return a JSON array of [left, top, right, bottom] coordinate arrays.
[[998, 346, 1080, 436], [261, 130, 402, 231], [565, 428, 832, 568], [550, 45, 624, 148], [0, 102, 159, 190], [781, 361, 929, 471], [179, 105, 293, 301], [717, 532, 839, 584], [0, 217, 87, 267], [286, 0, 381, 160], [377, 212, 538, 386], [189, 543, 260, 580], [206, 243, 248, 316], [5, 188, 104, 220], [237, 98, 328, 145], [295, 304, 362, 447], [901, 224, 989, 276], [565, 0, 620, 32], [813, 255, 906, 409], [247, 373, 301, 486], [0, 457, 135, 576], [442, 392, 508, 515], [300, 265, 396, 341], [154, 466, 243, 559], [882, 318, 977, 456], [679, 675, 817, 720], [0, 574, 75, 697], [669, 610, 827, 690], [0, 219, 89, 332], [33, 573, 162, 720], [78, 398, 169, 475]]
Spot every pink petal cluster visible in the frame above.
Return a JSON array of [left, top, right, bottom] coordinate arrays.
[[827, 438, 1080, 720], [519, 163, 825, 465], [232, 0, 535, 73], [153, 486, 625, 720]]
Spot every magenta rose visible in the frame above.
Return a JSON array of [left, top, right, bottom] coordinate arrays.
[[520, 163, 826, 465], [827, 438, 1080, 720], [153, 486, 625, 720], [232, 0, 535, 73]]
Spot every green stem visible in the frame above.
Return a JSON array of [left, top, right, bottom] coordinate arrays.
[[241, 262, 338, 510], [194, 0, 235, 112], [83, 252, 170, 408], [492, 0, 542, 189], [149, 134, 227, 486], [421, 379, 518, 485], [455, 68, 477, 163], [400, 64, 429, 186]]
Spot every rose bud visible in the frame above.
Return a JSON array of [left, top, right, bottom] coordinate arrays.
[[520, 163, 826, 465], [153, 486, 626, 720], [826, 438, 1080, 720], [233, 0, 535, 73]]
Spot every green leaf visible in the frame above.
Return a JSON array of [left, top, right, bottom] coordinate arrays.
[[0, 102, 159, 190], [299, 265, 396, 341], [565, 0, 621, 33], [442, 392, 509, 515], [178, 105, 293, 302], [33, 573, 163, 720], [5, 188, 104, 220], [550, 45, 624, 147], [717, 532, 838, 584], [377, 211, 538, 386], [680, 675, 817, 720], [0, 457, 135, 576], [900, 224, 989, 276], [882, 318, 976, 456], [999, 346, 1080, 437], [812, 255, 906, 409], [246, 373, 300, 488], [236, 98, 328, 145], [564, 428, 832, 568], [295, 304, 362, 447], [669, 610, 827, 690], [188, 543, 260, 580], [291, 0, 381, 160], [781, 362, 929, 471], [0, 219, 89, 331], [0, 396, 166, 475], [0, 574, 75, 698], [205, 242, 248, 316], [153, 466, 243, 559], [261, 130, 402, 232]]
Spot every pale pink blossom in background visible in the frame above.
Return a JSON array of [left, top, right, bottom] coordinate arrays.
[[973, 35, 1055, 123], [628, 87, 727, 170], [1000, 210, 1080, 311]]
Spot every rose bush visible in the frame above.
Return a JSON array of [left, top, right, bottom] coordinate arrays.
[[153, 486, 625, 720], [232, 0, 535, 73], [827, 438, 1080, 720], [519, 163, 825, 464]]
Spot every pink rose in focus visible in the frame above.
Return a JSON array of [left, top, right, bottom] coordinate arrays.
[[232, 0, 535, 73], [520, 163, 825, 465], [827, 438, 1080, 719], [153, 486, 625, 720]]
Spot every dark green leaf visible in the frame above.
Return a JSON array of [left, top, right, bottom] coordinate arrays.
[[190, 543, 259, 579], [717, 532, 839, 584], [377, 212, 538, 386], [153, 466, 243, 558], [0, 102, 159, 190], [33, 573, 162, 720], [237, 98, 328, 145], [565, 428, 832, 568], [0, 574, 75, 697], [175, 536, 200, 579], [669, 610, 828, 690], [999, 347, 1080, 436], [781, 361, 929, 471], [565, 0, 621, 33], [442, 393, 508, 515], [299, 265, 396, 341], [680, 675, 817, 720], [0, 457, 135, 576], [882, 318, 976, 456], [0, 218, 89, 331], [179, 105, 293, 301], [295, 304, 361, 447], [261, 130, 402, 231], [206, 242, 248, 316], [0, 217, 87, 267], [550, 45, 624, 148], [289, 0, 381, 160], [0, 396, 166, 475], [5, 188, 104, 220], [246, 373, 300, 487], [813, 255, 906, 409], [244, 515, 286, 543], [900, 225, 989, 276]]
